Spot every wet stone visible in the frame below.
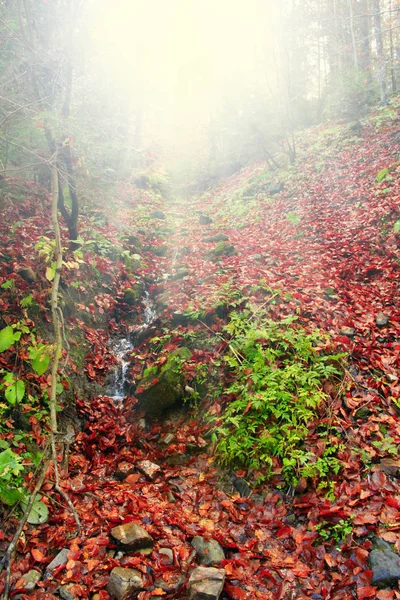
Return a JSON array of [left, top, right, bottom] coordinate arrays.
[[136, 459, 161, 480], [187, 566, 225, 600], [44, 548, 69, 578], [107, 567, 144, 600], [199, 215, 213, 225], [340, 327, 356, 338], [191, 537, 225, 566], [376, 313, 389, 327], [111, 522, 154, 551], [370, 539, 400, 586]]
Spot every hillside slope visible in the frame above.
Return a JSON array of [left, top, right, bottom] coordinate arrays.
[[2, 101, 400, 599]]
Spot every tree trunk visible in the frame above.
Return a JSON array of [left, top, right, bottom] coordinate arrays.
[[372, 0, 388, 104]]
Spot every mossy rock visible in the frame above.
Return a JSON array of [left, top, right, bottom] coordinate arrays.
[[145, 245, 168, 257], [171, 267, 190, 280], [122, 252, 142, 271], [136, 347, 192, 417], [123, 284, 143, 306], [209, 241, 237, 258]]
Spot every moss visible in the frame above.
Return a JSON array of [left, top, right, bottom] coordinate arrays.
[[136, 347, 192, 417], [209, 241, 237, 258], [123, 284, 143, 306]]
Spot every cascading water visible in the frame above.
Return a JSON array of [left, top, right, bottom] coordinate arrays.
[[109, 291, 158, 401]]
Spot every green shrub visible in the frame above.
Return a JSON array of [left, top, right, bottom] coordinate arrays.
[[213, 309, 345, 486]]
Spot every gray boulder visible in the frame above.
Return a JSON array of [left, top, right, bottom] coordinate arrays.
[[370, 539, 400, 586], [199, 215, 213, 225]]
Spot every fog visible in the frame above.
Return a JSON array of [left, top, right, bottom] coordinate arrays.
[[86, 0, 280, 173]]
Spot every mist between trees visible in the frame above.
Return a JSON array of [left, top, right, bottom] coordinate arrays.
[[0, 0, 397, 232]]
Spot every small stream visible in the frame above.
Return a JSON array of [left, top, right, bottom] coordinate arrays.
[[108, 291, 158, 401]]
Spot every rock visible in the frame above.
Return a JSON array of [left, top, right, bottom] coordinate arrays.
[[202, 234, 229, 243], [111, 522, 154, 551], [163, 433, 175, 445], [191, 537, 225, 566], [17, 267, 37, 283], [376, 313, 389, 327], [252, 254, 262, 261], [199, 215, 213, 225], [59, 585, 75, 600], [171, 311, 189, 326], [340, 327, 356, 338], [122, 285, 143, 306], [187, 566, 225, 600], [136, 347, 192, 417], [268, 182, 284, 195], [348, 121, 362, 135], [147, 245, 168, 257], [159, 547, 174, 565], [136, 459, 161, 480], [386, 373, 399, 383], [126, 234, 142, 248], [150, 210, 165, 220], [171, 267, 190, 280], [44, 548, 69, 578], [232, 477, 251, 497], [370, 539, 400, 586], [17, 569, 41, 591], [107, 567, 144, 600], [122, 252, 142, 271], [209, 241, 237, 258], [154, 574, 185, 593]]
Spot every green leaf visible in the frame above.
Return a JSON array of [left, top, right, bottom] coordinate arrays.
[[28, 345, 50, 376], [21, 498, 49, 524], [45, 266, 56, 281], [0, 326, 21, 352], [286, 212, 301, 225], [0, 448, 24, 478], [377, 168, 389, 182], [20, 295, 33, 308], [1, 279, 14, 290], [4, 379, 25, 404], [394, 220, 400, 233], [0, 484, 26, 506]]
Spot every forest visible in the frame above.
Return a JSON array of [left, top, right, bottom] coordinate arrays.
[[1, 0, 400, 599]]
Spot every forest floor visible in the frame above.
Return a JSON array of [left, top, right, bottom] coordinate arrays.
[[2, 101, 400, 600]]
